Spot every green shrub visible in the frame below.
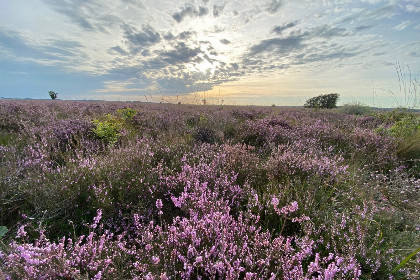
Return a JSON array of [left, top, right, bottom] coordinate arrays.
[[117, 107, 137, 120], [383, 112, 420, 161], [388, 114, 420, 138], [340, 102, 372, 115], [304, 93, 339, 109], [92, 115, 120, 145], [396, 130, 420, 160], [376, 108, 415, 123]]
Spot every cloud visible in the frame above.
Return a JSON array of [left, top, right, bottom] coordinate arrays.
[[43, 0, 94, 29], [104, 27, 233, 94], [159, 42, 202, 65], [42, 0, 121, 33], [108, 46, 128, 56], [220, 39, 231, 45], [172, 5, 209, 23], [366, 5, 396, 20], [394, 20, 413, 30], [401, 41, 420, 57], [311, 24, 353, 38], [9, 0, 409, 101], [244, 22, 364, 75], [405, 4, 420, 13], [362, 0, 383, 4], [354, 25, 373, 32], [0, 27, 86, 63], [156, 77, 194, 94], [163, 30, 196, 41], [209, 25, 226, 33], [249, 36, 306, 56], [338, 5, 396, 25], [213, 4, 225, 17], [408, 50, 420, 57], [250, 24, 353, 57], [295, 45, 361, 64], [266, 0, 282, 14], [42, 39, 87, 61], [94, 80, 148, 93], [272, 21, 298, 34], [121, 24, 161, 55], [0, 28, 46, 59], [120, 0, 145, 8]]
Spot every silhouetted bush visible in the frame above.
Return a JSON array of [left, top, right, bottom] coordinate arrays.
[[49, 91, 58, 100], [304, 93, 339, 109]]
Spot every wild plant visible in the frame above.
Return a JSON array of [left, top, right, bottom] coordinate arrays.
[[339, 102, 372, 115], [1, 100, 419, 279], [304, 93, 340, 109], [92, 116, 120, 146], [117, 107, 138, 120]]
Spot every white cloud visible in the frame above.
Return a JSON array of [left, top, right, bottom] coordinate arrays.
[[93, 80, 148, 93], [394, 20, 413, 30], [405, 4, 420, 12], [361, 0, 386, 4]]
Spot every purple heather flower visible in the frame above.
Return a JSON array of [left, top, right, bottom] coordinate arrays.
[[271, 197, 279, 208], [152, 256, 160, 265], [16, 225, 27, 239], [156, 199, 163, 210]]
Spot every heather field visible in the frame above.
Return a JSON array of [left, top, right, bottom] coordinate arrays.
[[0, 99, 419, 280]]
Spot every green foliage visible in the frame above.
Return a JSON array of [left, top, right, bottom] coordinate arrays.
[[339, 102, 372, 115], [0, 133, 16, 146], [376, 108, 415, 123], [388, 114, 420, 138], [117, 107, 137, 120], [392, 246, 420, 273], [0, 226, 8, 239], [198, 115, 209, 125], [92, 115, 120, 145], [304, 93, 339, 109], [92, 108, 138, 145], [396, 130, 420, 161], [384, 112, 420, 160], [48, 91, 58, 100], [370, 110, 420, 166]]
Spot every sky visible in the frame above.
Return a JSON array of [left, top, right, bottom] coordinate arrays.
[[0, 0, 419, 107]]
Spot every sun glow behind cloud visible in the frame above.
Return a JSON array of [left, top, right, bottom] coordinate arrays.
[[0, 0, 419, 107]]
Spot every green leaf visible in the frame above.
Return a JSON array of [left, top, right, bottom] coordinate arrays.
[[392, 246, 420, 273], [0, 226, 8, 239]]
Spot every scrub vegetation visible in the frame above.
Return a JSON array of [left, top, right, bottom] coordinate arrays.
[[0, 99, 419, 279]]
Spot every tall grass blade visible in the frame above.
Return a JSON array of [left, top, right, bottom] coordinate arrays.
[[392, 246, 420, 273]]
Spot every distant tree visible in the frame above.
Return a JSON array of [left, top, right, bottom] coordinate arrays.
[[49, 91, 58, 100], [304, 93, 339, 109]]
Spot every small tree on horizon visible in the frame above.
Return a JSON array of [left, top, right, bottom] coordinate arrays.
[[304, 93, 339, 109], [49, 91, 58, 100]]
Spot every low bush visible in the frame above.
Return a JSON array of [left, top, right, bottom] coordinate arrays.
[[339, 102, 372, 115], [92, 117, 120, 145], [304, 93, 339, 109]]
